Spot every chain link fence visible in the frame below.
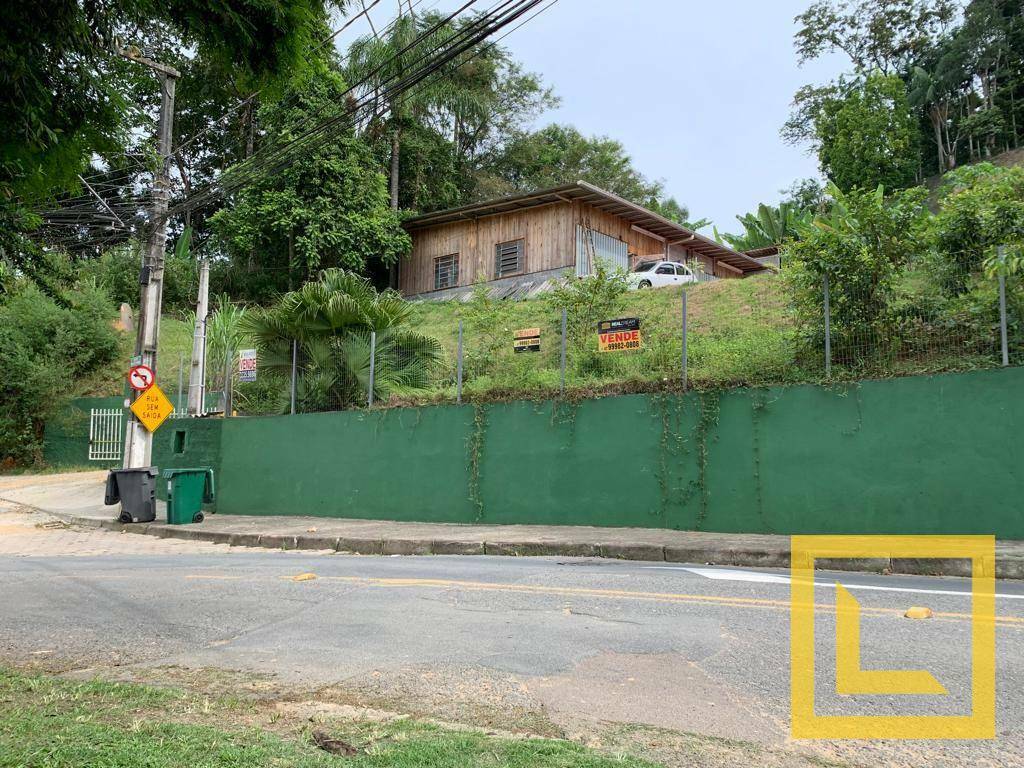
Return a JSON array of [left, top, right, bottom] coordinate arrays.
[[212, 263, 1020, 417]]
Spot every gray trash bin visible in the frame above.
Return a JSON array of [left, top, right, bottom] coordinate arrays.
[[105, 467, 159, 524]]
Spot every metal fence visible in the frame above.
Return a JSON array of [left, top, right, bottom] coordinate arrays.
[[216, 263, 1020, 417]]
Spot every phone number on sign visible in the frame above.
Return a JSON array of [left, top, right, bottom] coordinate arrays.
[[601, 339, 640, 351]]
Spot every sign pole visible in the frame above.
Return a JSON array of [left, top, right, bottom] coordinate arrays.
[[123, 52, 179, 468]]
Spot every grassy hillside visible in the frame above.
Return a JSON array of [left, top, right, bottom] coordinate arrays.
[[79, 315, 196, 400], [405, 275, 806, 403]]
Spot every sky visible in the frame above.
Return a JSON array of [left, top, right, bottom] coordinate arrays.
[[340, 0, 850, 234]]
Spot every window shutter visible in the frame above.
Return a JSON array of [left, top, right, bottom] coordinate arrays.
[[495, 240, 524, 277]]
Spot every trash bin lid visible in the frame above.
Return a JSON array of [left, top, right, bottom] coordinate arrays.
[[161, 467, 213, 479], [113, 467, 159, 477]]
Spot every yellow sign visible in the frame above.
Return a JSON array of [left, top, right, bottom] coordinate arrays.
[[790, 535, 995, 740], [514, 327, 541, 340], [130, 383, 175, 433]]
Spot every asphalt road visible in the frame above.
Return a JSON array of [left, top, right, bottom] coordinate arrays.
[[2, 531, 1023, 767]]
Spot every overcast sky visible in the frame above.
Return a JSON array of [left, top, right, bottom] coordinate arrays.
[[342, 1, 849, 234]]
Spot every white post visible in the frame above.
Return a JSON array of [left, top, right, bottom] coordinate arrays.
[[187, 258, 210, 416]]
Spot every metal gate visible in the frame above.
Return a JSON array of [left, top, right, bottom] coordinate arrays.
[[88, 408, 123, 462]]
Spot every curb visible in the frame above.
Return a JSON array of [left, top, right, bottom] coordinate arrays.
[[30, 508, 1024, 580]]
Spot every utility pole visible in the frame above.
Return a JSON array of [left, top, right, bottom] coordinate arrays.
[[187, 257, 210, 415], [121, 47, 180, 468]]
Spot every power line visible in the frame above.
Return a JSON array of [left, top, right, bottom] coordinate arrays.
[[172, 0, 546, 215]]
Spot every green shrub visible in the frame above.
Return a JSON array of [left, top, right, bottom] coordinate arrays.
[[0, 280, 120, 465]]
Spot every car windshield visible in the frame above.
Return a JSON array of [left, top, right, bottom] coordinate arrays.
[[634, 261, 658, 273]]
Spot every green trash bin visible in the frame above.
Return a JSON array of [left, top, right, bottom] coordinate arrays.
[[162, 468, 215, 525]]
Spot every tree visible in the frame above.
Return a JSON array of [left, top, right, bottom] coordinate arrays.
[[781, 178, 828, 213], [927, 163, 1024, 294], [0, 278, 120, 465], [784, 183, 929, 359], [210, 72, 410, 302], [814, 73, 920, 191], [477, 124, 704, 225], [0, 0, 346, 203], [240, 269, 442, 412], [345, 10, 555, 213], [794, 0, 957, 74]]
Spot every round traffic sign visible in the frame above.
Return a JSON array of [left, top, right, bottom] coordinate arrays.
[[128, 364, 155, 391]]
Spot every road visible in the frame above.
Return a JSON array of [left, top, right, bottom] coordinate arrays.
[[1, 504, 1023, 767]]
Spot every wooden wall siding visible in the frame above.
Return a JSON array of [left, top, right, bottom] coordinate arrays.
[[400, 203, 575, 295], [713, 261, 743, 279]]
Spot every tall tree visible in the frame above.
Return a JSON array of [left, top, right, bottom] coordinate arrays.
[[345, 10, 554, 212], [210, 72, 409, 302], [815, 73, 921, 190]]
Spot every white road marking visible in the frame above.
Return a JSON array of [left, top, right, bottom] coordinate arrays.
[[644, 566, 1024, 600]]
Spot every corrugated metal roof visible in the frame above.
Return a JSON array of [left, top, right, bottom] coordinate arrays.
[[403, 181, 768, 274]]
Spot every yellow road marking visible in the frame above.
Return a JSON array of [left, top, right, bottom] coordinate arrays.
[[183, 573, 1024, 626]]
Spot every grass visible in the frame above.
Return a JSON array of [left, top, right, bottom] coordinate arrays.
[[403, 275, 809, 404], [0, 668, 663, 768], [78, 315, 196, 399]]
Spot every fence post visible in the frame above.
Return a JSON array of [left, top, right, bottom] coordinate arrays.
[[290, 339, 297, 415], [367, 330, 377, 407], [223, 350, 233, 416], [681, 287, 688, 391], [456, 320, 464, 404], [823, 273, 832, 379], [999, 272, 1009, 367], [559, 308, 567, 397], [176, 352, 184, 415]]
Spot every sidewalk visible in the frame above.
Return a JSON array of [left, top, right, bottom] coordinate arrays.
[[2, 471, 1023, 579]]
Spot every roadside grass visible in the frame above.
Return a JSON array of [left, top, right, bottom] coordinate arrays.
[[0, 668, 662, 768]]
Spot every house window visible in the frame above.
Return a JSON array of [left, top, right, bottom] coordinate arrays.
[[495, 239, 524, 278], [434, 253, 459, 290]]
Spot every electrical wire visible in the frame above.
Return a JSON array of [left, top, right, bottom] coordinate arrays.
[[172, 0, 545, 215]]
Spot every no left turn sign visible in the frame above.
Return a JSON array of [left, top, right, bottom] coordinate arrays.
[[128, 364, 156, 391]]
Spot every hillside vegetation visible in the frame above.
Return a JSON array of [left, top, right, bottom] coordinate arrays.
[[406, 276, 806, 403]]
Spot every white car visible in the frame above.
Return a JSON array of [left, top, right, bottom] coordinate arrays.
[[627, 260, 696, 289]]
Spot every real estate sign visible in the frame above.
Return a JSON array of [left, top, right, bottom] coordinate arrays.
[[238, 349, 257, 382], [513, 327, 541, 353], [597, 318, 641, 352]]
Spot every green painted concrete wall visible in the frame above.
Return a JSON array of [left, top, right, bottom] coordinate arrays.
[[151, 418, 223, 509], [44, 369, 1024, 537], [207, 367, 1024, 538]]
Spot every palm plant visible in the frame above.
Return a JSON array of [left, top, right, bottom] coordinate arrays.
[[716, 203, 812, 251], [240, 269, 442, 412]]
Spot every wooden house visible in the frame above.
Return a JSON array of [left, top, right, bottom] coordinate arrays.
[[398, 181, 768, 299]]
